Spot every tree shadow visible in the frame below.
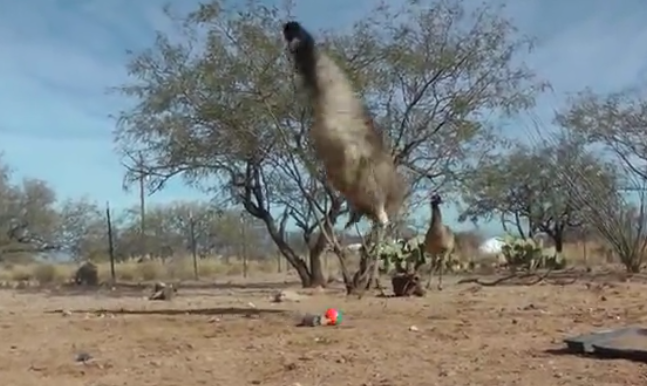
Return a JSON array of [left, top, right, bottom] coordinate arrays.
[[8, 279, 304, 298], [15, 286, 147, 298], [456, 268, 647, 288], [47, 307, 290, 317], [186, 281, 302, 290]]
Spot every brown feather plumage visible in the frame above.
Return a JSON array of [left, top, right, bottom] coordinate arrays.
[[423, 193, 455, 290], [283, 21, 405, 228]]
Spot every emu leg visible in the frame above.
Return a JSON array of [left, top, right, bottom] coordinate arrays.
[[371, 209, 389, 292], [437, 251, 448, 291], [366, 223, 384, 292], [425, 254, 437, 289]]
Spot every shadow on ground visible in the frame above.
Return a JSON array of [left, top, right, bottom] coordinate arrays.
[[15, 286, 147, 298], [544, 347, 582, 357], [48, 307, 290, 317], [8, 280, 304, 298]]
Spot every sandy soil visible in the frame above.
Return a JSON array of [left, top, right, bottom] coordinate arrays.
[[1, 278, 646, 386]]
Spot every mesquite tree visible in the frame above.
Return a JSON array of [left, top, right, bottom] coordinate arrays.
[[113, 0, 545, 289]]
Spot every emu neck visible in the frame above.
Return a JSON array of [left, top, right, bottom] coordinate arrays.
[[430, 204, 443, 229], [295, 49, 320, 96]]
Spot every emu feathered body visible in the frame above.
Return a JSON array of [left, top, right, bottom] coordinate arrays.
[[283, 21, 404, 227], [423, 193, 455, 290]]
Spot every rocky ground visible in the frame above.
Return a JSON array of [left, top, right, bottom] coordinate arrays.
[[0, 277, 646, 386]]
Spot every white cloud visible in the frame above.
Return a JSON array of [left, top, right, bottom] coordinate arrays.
[[529, 6, 647, 94]]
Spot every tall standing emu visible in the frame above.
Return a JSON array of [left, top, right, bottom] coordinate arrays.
[[282, 21, 405, 260], [423, 193, 455, 290]]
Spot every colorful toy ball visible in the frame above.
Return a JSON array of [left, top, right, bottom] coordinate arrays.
[[324, 308, 343, 326]]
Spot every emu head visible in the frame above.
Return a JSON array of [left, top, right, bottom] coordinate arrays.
[[282, 21, 316, 73], [430, 193, 443, 206]]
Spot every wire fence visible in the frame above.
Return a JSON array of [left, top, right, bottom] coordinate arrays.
[[100, 203, 315, 283]]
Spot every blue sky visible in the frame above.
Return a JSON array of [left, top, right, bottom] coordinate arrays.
[[1, 0, 647, 235]]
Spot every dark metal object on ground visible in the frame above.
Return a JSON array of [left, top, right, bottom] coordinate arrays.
[[563, 326, 647, 362], [297, 313, 323, 327]]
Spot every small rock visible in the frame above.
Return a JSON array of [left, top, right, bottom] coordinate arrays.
[[439, 369, 456, 377], [61, 310, 72, 317], [75, 352, 92, 363], [149, 282, 176, 301], [409, 325, 419, 331], [272, 290, 302, 303], [29, 364, 45, 371]]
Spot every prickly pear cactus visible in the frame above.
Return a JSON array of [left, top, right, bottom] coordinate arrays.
[[500, 235, 567, 271], [376, 236, 472, 275], [375, 236, 426, 274]]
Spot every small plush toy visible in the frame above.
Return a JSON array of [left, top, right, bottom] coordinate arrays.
[[323, 308, 343, 326]]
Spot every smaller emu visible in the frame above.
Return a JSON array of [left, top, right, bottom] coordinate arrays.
[[423, 193, 455, 290]]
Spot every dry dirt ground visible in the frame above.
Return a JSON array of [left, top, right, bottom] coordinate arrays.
[[1, 278, 647, 386]]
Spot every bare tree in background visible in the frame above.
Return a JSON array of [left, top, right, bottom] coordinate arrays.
[[56, 197, 106, 261], [0, 157, 61, 262], [556, 88, 647, 272], [461, 134, 617, 253]]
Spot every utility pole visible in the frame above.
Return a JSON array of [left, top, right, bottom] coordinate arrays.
[[137, 152, 147, 256], [189, 209, 199, 280], [106, 202, 116, 284], [240, 212, 248, 278]]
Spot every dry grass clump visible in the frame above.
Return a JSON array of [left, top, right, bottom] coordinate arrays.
[[0, 263, 68, 284], [0, 241, 620, 287]]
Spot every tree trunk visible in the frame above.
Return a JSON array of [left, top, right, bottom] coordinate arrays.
[[266, 227, 329, 288], [275, 240, 313, 287], [259, 214, 315, 287], [305, 214, 342, 288], [348, 250, 373, 295], [554, 234, 563, 253], [309, 251, 326, 287], [306, 232, 328, 287], [328, 245, 354, 292], [627, 260, 641, 274], [294, 259, 314, 287], [240, 164, 336, 288]]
